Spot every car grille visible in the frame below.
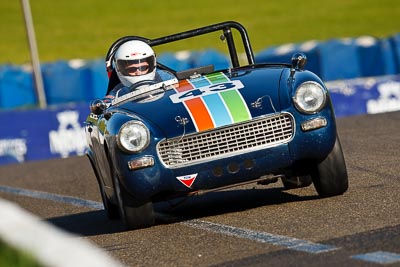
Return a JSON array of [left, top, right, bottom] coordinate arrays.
[[157, 113, 294, 168]]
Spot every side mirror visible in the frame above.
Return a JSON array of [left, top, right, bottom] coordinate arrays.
[[291, 53, 307, 70], [90, 99, 107, 115]]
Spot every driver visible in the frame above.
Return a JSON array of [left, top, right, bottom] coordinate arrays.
[[106, 40, 160, 97]]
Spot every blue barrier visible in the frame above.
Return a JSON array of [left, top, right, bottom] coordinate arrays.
[[158, 52, 193, 71], [255, 44, 296, 65], [158, 50, 229, 71], [255, 34, 400, 82], [87, 59, 109, 99], [355, 36, 387, 78], [255, 41, 321, 76], [380, 37, 398, 75], [317, 38, 362, 81], [389, 33, 400, 73], [41, 60, 92, 105], [0, 65, 37, 109]]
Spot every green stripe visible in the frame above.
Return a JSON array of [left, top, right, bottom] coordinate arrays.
[[206, 72, 229, 83], [220, 90, 251, 122]]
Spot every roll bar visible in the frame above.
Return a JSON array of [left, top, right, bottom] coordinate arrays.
[[105, 21, 255, 71]]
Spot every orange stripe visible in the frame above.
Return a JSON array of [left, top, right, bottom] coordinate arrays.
[[176, 80, 194, 92], [186, 98, 214, 131]]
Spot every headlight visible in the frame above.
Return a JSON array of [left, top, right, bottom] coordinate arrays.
[[293, 81, 326, 114], [117, 121, 150, 153]]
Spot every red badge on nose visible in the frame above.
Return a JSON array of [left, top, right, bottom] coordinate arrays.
[[176, 174, 198, 188]]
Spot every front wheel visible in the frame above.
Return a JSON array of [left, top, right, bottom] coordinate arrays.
[[311, 136, 349, 198], [99, 180, 120, 220], [113, 170, 155, 230]]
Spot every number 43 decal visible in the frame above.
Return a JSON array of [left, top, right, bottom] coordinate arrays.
[[170, 80, 244, 103]]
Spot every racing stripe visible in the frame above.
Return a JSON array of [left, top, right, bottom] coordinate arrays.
[[206, 72, 229, 83], [190, 77, 211, 87], [185, 98, 214, 131], [176, 78, 216, 131], [175, 72, 250, 132], [202, 93, 232, 127], [220, 90, 252, 123], [176, 79, 194, 92]]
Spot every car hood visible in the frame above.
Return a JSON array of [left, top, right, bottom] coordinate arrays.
[[112, 68, 286, 138]]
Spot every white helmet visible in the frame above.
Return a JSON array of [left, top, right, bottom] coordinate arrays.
[[113, 40, 156, 87]]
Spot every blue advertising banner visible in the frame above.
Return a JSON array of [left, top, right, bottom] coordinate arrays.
[[326, 74, 400, 117], [0, 104, 90, 165]]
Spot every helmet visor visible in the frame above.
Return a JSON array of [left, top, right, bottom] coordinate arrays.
[[117, 55, 156, 76]]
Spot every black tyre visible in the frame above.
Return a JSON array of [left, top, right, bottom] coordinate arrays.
[[124, 202, 155, 230], [311, 137, 349, 198], [282, 175, 313, 190], [113, 170, 155, 230], [88, 154, 120, 220], [99, 180, 120, 220]]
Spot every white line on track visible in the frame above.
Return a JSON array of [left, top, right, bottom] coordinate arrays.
[[182, 220, 337, 253], [0, 185, 103, 210], [351, 251, 400, 265], [0, 185, 336, 254]]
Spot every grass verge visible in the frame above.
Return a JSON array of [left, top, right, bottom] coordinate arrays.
[[0, 239, 42, 267], [1, 0, 399, 64]]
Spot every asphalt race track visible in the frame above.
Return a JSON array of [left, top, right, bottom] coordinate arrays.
[[0, 111, 399, 266]]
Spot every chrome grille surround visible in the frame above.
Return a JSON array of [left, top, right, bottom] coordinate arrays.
[[157, 112, 295, 168]]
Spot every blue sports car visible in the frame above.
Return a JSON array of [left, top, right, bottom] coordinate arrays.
[[85, 21, 348, 230]]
